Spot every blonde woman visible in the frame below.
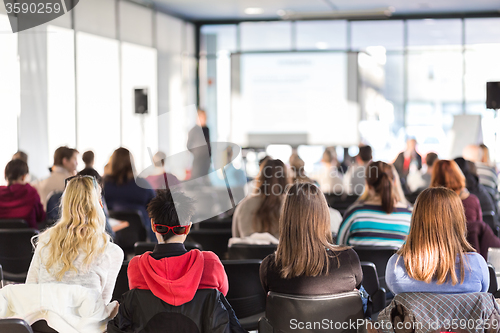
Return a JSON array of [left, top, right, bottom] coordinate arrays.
[[386, 187, 489, 294], [26, 176, 124, 305]]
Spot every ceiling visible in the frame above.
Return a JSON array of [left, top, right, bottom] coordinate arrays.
[[153, 0, 500, 21]]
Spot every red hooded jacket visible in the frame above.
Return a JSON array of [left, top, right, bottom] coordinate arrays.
[[128, 249, 228, 306], [0, 184, 45, 229]]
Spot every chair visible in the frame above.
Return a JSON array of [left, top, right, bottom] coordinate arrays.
[[484, 211, 499, 236], [221, 260, 266, 331], [133, 241, 203, 255], [324, 194, 359, 216], [259, 291, 364, 333], [354, 246, 399, 292], [31, 320, 58, 333], [112, 261, 129, 302], [110, 210, 147, 253], [0, 319, 34, 333], [186, 229, 232, 259], [227, 243, 277, 260], [488, 247, 500, 288], [0, 219, 28, 229], [197, 219, 232, 230], [0, 228, 39, 282], [360, 262, 386, 315], [488, 264, 498, 294]]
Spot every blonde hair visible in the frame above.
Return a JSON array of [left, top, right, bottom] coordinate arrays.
[[397, 187, 475, 285], [275, 183, 349, 279], [37, 176, 109, 281]]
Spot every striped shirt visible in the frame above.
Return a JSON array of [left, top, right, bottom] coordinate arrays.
[[337, 203, 412, 247], [475, 162, 498, 191]]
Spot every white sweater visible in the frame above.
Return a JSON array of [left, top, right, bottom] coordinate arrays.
[[26, 232, 124, 305]]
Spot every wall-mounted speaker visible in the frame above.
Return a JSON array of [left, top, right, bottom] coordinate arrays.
[[486, 82, 500, 110], [134, 88, 148, 114]]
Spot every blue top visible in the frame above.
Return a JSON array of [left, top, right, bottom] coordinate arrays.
[[386, 253, 489, 295]]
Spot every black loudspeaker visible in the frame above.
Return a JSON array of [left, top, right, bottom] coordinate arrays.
[[134, 88, 148, 114], [486, 82, 500, 110]]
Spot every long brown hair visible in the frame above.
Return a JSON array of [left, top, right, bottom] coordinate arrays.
[[398, 187, 475, 285], [366, 161, 396, 213], [276, 183, 349, 279], [106, 148, 136, 185], [430, 160, 466, 192], [253, 159, 290, 234]]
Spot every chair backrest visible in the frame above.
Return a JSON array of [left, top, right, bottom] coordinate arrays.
[[110, 210, 147, 252], [484, 211, 497, 234], [264, 291, 364, 333], [227, 244, 277, 260], [360, 262, 380, 296], [186, 229, 232, 259], [221, 260, 266, 319], [0, 219, 28, 229], [0, 229, 39, 275], [488, 264, 498, 294], [197, 219, 232, 230], [354, 246, 399, 291], [31, 320, 58, 333], [112, 261, 130, 302], [324, 194, 359, 216], [0, 319, 34, 333], [488, 247, 500, 288], [133, 241, 203, 255]]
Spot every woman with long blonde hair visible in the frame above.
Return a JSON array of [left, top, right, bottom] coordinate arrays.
[[26, 176, 124, 304], [259, 183, 363, 295], [386, 187, 489, 294]]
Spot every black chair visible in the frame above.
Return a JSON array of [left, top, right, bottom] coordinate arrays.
[[405, 191, 421, 205], [0, 228, 39, 282], [221, 260, 266, 331], [186, 229, 232, 259], [360, 262, 386, 315], [488, 264, 498, 294], [110, 210, 147, 253], [324, 194, 359, 216], [227, 243, 277, 260], [259, 291, 364, 333], [0, 219, 28, 229], [112, 261, 130, 302], [0, 319, 34, 333], [197, 219, 232, 230], [133, 241, 203, 255], [354, 246, 399, 292], [31, 320, 58, 333], [483, 211, 500, 236]]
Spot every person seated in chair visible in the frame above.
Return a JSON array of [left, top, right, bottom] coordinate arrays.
[[109, 189, 246, 332], [386, 187, 489, 295]]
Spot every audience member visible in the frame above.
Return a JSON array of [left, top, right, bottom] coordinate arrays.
[[315, 148, 343, 194], [386, 187, 489, 294], [337, 161, 412, 247], [343, 145, 372, 195], [81, 150, 101, 177], [33, 146, 78, 209], [393, 138, 422, 180], [232, 159, 289, 239], [145, 151, 180, 190], [464, 144, 499, 197], [431, 159, 500, 258], [260, 183, 363, 296], [422, 152, 438, 188], [104, 148, 156, 241], [26, 176, 123, 308], [289, 153, 316, 185], [108, 189, 244, 332], [187, 109, 211, 180], [0, 159, 45, 228]]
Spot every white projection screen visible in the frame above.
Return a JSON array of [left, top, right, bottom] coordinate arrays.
[[231, 52, 359, 147]]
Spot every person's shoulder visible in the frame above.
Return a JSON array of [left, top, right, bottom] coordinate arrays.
[[201, 250, 223, 262], [464, 252, 487, 266], [467, 193, 481, 205], [106, 242, 125, 259]]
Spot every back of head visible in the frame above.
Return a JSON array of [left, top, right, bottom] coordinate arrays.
[[42, 176, 108, 280], [147, 189, 195, 242], [366, 161, 395, 214], [153, 151, 167, 167], [12, 151, 28, 164], [5, 159, 29, 185], [82, 151, 94, 167], [425, 152, 438, 167], [462, 145, 482, 163], [358, 145, 372, 163], [480, 144, 490, 164], [398, 187, 475, 285], [254, 159, 290, 233], [276, 183, 343, 278], [321, 149, 333, 164], [431, 160, 465, 192], [78, 168, 103, 187], [54, 146, 78, 167], [108, 147, 135, 185]]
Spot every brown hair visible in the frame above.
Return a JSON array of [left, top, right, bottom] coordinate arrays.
[[106, 148, 135, 185], [53, 146, 78, 167], [276, 183, 349, 278], [366, 161, 396, 214], [253, 159, 290, 234], [82, 151, 94, 166], [431, 160, 465, 192], [398, 187, 475, 285], [5, 159, 29, 184]]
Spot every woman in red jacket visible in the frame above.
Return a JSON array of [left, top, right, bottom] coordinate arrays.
[[0, 159, 45, 228]]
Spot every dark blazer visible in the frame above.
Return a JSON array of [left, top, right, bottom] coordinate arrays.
[[393, 152, 422, 179]]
